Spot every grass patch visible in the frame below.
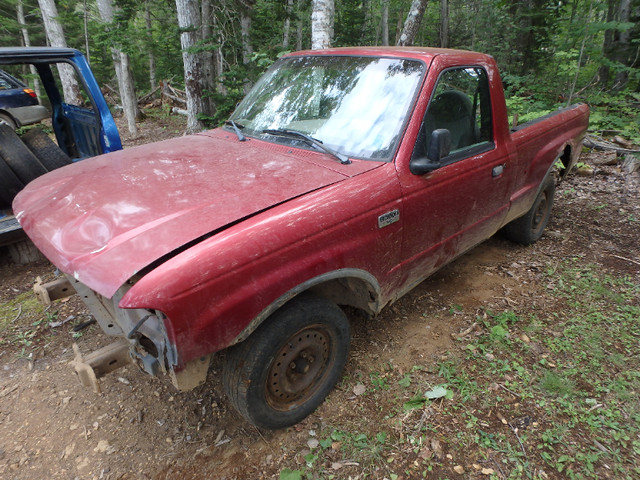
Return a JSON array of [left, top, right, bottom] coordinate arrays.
[[0, 291, 52, 353], [277, 261, 639, 479], [0, 291, 44, 333], [431, 261, 640, 479]]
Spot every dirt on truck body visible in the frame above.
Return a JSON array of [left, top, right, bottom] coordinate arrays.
[[14, 47, 588, 430]]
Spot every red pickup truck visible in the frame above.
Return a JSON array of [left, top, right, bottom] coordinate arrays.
[[14, 47, 588, 429]]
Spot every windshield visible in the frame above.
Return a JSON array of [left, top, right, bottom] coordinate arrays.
[[229, 55, 424, 161]]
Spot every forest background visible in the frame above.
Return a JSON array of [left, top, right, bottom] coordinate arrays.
[[0, 0, 639, 141]]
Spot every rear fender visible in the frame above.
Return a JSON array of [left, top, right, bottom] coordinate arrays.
[[507, 125, 586, 222]]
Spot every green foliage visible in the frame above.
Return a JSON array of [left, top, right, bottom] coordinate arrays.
[[0, 0, 637, 144], [279, 469, 303, 480], [403, 384, 453, 411], [588, 91, 640, 143]]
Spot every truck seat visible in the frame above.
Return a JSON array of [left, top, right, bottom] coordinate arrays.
[[424, 90, 475, 151]]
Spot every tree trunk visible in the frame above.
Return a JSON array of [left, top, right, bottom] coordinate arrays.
[[439, 0, 448, 48], [16, 0, 42, 99], [283, 0, 294, 49], [598, 0, 616, 86], [83, 0, 90, 61], [37, 0, 83, 105], [96, 0, 139, 136], [510, 0, 549, 76], [395, 10, 404, 45], [598, 0, 633, 90], [397, 0, 428, 47], [360, 0, 371, 43], [240, 10, 252, 64], [119, 52, 140, 126], [175, 0, 206, 133], [296, 0, 304, 50], [381, 0, 389, 46], [145, 3, 157, 91], [311, 0, 334, 50], [612, 0, 631, 90], [201, 0, 216, 114]]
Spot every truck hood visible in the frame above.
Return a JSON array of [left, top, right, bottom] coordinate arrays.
[[14, 129, 379, 298]]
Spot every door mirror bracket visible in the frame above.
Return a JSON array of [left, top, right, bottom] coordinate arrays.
[[410, 129, 452, 175]]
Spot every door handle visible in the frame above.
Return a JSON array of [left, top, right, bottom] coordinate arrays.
[[492, 164, 505, 177]]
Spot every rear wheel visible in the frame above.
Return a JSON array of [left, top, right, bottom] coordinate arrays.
[[223, 294, 350, 429], [0, 123, 48, 183], [503, 174, 555, 245], [21, 128, 71, 171], [0, 113, 16, 130]]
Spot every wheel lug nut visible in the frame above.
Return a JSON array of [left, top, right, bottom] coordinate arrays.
[[289, 362, 296, 369], [300, 352, 307, 358]]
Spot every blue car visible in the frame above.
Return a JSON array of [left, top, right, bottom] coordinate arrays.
[[0, 47, 122, 216], [0, 69, 49, 129]]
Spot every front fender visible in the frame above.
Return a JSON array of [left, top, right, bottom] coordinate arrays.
[[119, 165, 403, 366], [230, 268, 382, 346]]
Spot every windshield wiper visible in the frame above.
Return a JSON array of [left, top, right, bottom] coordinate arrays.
[[262, 128, 351, 165], [225, 120, 246, 142]]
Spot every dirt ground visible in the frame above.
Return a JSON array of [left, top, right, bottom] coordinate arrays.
[[0, 114, 638, 479]]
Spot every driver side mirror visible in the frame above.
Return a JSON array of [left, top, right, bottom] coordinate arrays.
[[409, 129, 452, 175]]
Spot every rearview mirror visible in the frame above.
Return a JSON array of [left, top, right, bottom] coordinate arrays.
[[410, 129, 452, 175]]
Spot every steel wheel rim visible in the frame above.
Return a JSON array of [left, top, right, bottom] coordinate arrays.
[[266, 325, 334, 411]]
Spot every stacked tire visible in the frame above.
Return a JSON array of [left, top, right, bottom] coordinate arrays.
[[0, 124, 71, 208]]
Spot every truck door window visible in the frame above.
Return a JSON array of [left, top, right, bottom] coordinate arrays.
[[413, 67, 493, 161]]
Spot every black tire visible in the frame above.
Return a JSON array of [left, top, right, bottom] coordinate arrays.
[[21, 128, 71, 171], [0, 113, 17, 130], [223, 294, 351, 429], [0, 123, 48, 184], [503, 174, 555, 245], [0, 156, 25, 207]]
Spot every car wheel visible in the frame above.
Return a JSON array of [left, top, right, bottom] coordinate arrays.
[[223, 293, 351, 429], [0, 113, 17, 130], [0, 123, 48, 184], [503, 174, 555, 245], [21, 128, 71, 171], [0, 156, 25, 207]]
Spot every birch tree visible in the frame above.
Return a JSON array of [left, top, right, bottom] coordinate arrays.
[[37, 0, 83, 104], [96, 0, 139, 136], [175, 0, 206, 133], [311, 0, 334, 50], [397, 0, 429, 46]]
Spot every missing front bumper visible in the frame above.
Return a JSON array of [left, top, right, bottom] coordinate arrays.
[[72, 340, 132, 393]]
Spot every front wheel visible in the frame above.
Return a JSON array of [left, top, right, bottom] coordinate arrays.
[[223, 294, 350, 429], [503, 174, 555, 245]]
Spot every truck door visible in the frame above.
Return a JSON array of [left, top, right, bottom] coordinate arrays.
[[396, 66, 515, 286], [34, 54, 121, 159]]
